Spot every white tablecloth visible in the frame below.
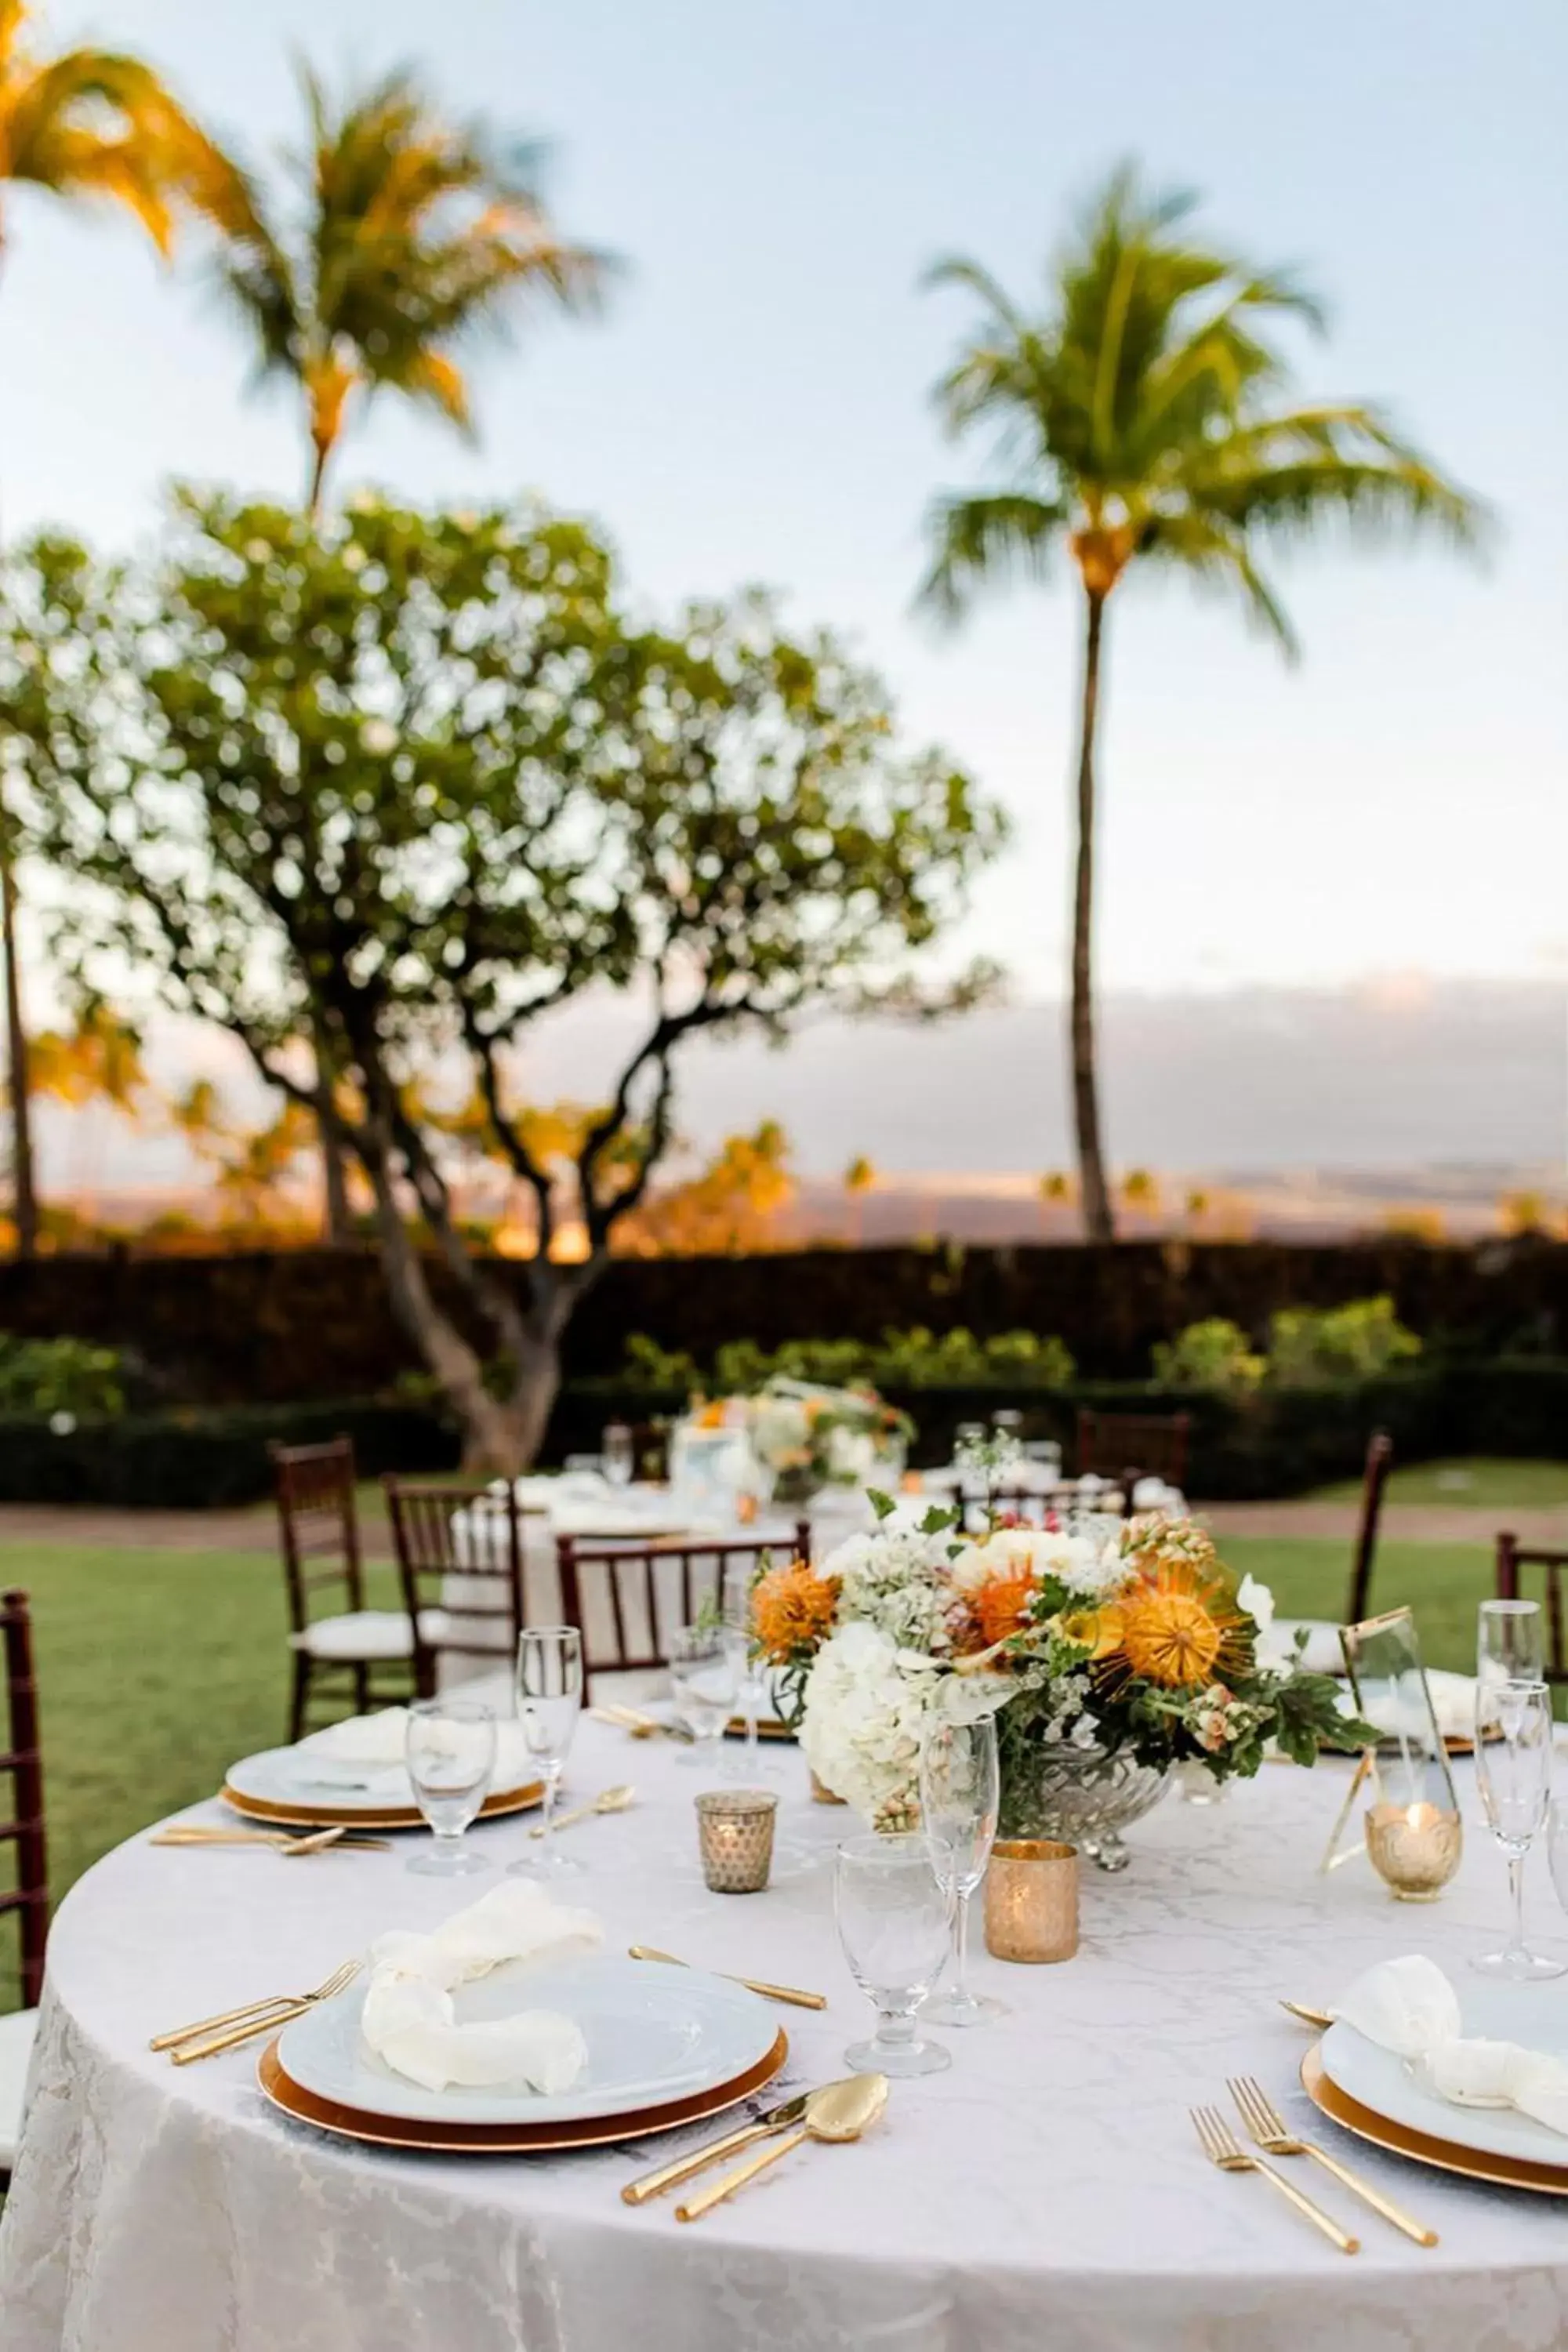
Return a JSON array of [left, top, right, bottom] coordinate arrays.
[[6, 1711, 1568, 2352]]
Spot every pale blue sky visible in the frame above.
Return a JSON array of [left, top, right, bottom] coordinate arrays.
[[5, 0, 1566, 1005]]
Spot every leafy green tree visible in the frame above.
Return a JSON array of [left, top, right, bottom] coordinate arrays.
[[214, 64, 608, 517], [921, 164, 1482, 1241], [5, 495, 1004, 1470], [0, 0, 241, 1255]]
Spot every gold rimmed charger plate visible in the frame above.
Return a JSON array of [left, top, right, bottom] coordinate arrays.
[[1301, 2043, 1568, 2196], [257, 2027, 789, 2153], [221, 1780, 544, 1831]]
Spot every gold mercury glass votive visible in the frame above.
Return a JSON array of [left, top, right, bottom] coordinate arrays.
[[984, 1838, 1079, 1962], [695, 1789, 779, 1893], [1364, 1800, 1463, 1900]]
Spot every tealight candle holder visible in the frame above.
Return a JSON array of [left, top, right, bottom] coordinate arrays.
[[984, 1838, 1079, 1962], [1365, 1799, 1463, 1901], [695, 1789, 778, 1893]]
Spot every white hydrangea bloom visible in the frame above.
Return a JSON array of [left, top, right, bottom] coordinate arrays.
[[800, 1622, 930, 1825]]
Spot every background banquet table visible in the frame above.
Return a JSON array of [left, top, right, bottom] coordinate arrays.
[[5, 1711, 1568, 2352]]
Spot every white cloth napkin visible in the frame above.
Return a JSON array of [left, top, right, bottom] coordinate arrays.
[[1334, 1954, 1568, 2136], [361, 1881, 602, 2094], [295, 1708, 536, 1795]]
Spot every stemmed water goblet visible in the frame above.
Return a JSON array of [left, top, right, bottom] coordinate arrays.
[[404, 1697, 497, 1876], [834, 1831, 955, 2077], [668, 1624, 739, 1773], [919, 1715, 1006, 2025], [601, 1423, 635, 1490], [1472, 1675, 1565, 1979], [510, 1626, 585, 1878]]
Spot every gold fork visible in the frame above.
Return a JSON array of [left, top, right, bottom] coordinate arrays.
[[152, 1958, 361, 2063], [1190, 2106, 1359, 2253], [1228, 2076, 1437, 2246]]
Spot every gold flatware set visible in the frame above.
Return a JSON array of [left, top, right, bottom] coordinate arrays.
[[151, 1958, 361, 2064], [622, 2074, 889, 2220], [590, 1704, 691, 1742], [1191, 2074, 1439, 2252], [151, 1824, 393, 1856], [627, 1944, 827, 2011]]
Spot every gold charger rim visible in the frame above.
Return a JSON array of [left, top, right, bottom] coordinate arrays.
[[221, 1779, 544, 1831], [257, 2028, 789, 2152], [1301, 2043, 1568, 2196]]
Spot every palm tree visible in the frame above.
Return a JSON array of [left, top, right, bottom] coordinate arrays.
[[209, 64, 609, 1241], [0, 0, 238, 1256], [921, 164, 1481, 1240], [213, 63, 610, 516]]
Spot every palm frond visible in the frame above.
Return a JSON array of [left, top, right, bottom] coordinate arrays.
[[917, 492, 1068, 622]]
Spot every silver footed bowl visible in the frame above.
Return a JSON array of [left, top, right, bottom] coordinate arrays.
[[999, 1740, 1170, 1873]]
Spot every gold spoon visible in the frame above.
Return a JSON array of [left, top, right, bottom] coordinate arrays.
[[529, 1784, 636, 1838], [675, 2074, 888, 2221], [1279, 1999, 1334, 2031]]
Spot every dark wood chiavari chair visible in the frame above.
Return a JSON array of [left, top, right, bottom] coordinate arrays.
[[1, 1587, 47, 2179], [1076, 1407, 1192, 1488], [384, 1479, 528, 1698], [272, 1436, 417, 1740], [1274, 1429, 1395, 1668], [1495, 1532, 1568, 1683], [557, 1523, 812, 1688]]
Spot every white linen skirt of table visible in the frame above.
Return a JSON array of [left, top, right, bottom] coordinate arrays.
[[5, 1719, 1568, 2352]]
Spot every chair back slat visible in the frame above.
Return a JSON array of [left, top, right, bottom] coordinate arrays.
[[953, 1480, 1136, 1535], [557, 1524, 811, 1678], [385, 1479, 526, 1697], [1344, 1431, 1395, 1624], [1497, 1533, 1568, 1682], [1076, 1408, 1191, 1487], [0, 1587, 49, 2009], [270, 1436, 365, 1631]]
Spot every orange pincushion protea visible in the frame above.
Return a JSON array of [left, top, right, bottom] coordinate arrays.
[[750, 1560, 839, 1664], [969, 1570, 1038, 1650], [1102, 1555, 1248, 1693]]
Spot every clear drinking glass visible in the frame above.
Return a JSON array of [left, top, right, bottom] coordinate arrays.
[[920, 1716, 1006, 2025], [668, 1624, 739, 1773], [1472, 1676, 1565, 1979], [602, 1423, 635, 1489], [721, 1561, 781, 1783], [509, 1626, 585, 1879], [405, 1697, 497, 1876], [834, 1831, 955, 2077], [1478, 1599, 1544, 1693]]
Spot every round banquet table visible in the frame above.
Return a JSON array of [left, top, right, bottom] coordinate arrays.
[[5, 1715, 1568, 2352]]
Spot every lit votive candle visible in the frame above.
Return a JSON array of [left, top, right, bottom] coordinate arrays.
[[984, 1838, 1079, 1962], [1365, 1800, 1463, 1901], [695, 1789, 778, 1893]]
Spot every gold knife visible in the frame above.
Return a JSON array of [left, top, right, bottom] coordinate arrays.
[[628, 1945, 826, 2011], [622, 2091, 810, 2204]]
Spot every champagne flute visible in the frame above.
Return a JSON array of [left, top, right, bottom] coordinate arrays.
[[509, 1627, 584, 1878], [1478, 1599, 1544, 1697], [721, 1559, 781, 1782], [405, 1698, 497, 1876], [920, 1715, 1006, 2025], [1472, 1676, 1565, 1979], [602, 1423, 635, 1489], [668, 1624, 739, 1773], [835, 1832, 954, 2077]]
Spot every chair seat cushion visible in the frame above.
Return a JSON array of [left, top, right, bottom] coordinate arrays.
[[419, 1608, 514, 1653], [289, 1610, 428, 1663], [0, 2003, 39, 2169]]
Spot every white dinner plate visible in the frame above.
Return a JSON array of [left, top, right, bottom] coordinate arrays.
[[1323, 1985, 1568, 2166], [277, 1954, 780, 2128], [225, 1743, 539, 1818]]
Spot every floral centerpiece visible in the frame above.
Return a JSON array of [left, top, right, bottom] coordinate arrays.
[[684, 1377, 912, 1504], [751, 1498, 1363, 1864]]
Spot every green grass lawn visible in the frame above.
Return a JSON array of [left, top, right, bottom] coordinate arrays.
[[1308, 1457, 1568, 1510]]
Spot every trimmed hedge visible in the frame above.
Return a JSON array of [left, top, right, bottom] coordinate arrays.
[[1, 1356, 1563, 1509]]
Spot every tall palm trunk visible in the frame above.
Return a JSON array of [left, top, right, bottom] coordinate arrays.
[[306, 437, 331, 521], [0, 809, 38, 1258], [1069, 587, 1114, 1243]]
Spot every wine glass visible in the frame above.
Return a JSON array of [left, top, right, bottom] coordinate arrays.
[[405, 1698, 497, 1876], [668, 1624, 739, 1773], [602, 1423, 635, 1490], [920, 1715, 1006, 2025], [1472, 1676, 1565, 1979], [1478, 1599, 1544, 1695], [509, 1627, 584, 1878], [721, 1559, 781, 1783], [835, 1832, 954, 2077]]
